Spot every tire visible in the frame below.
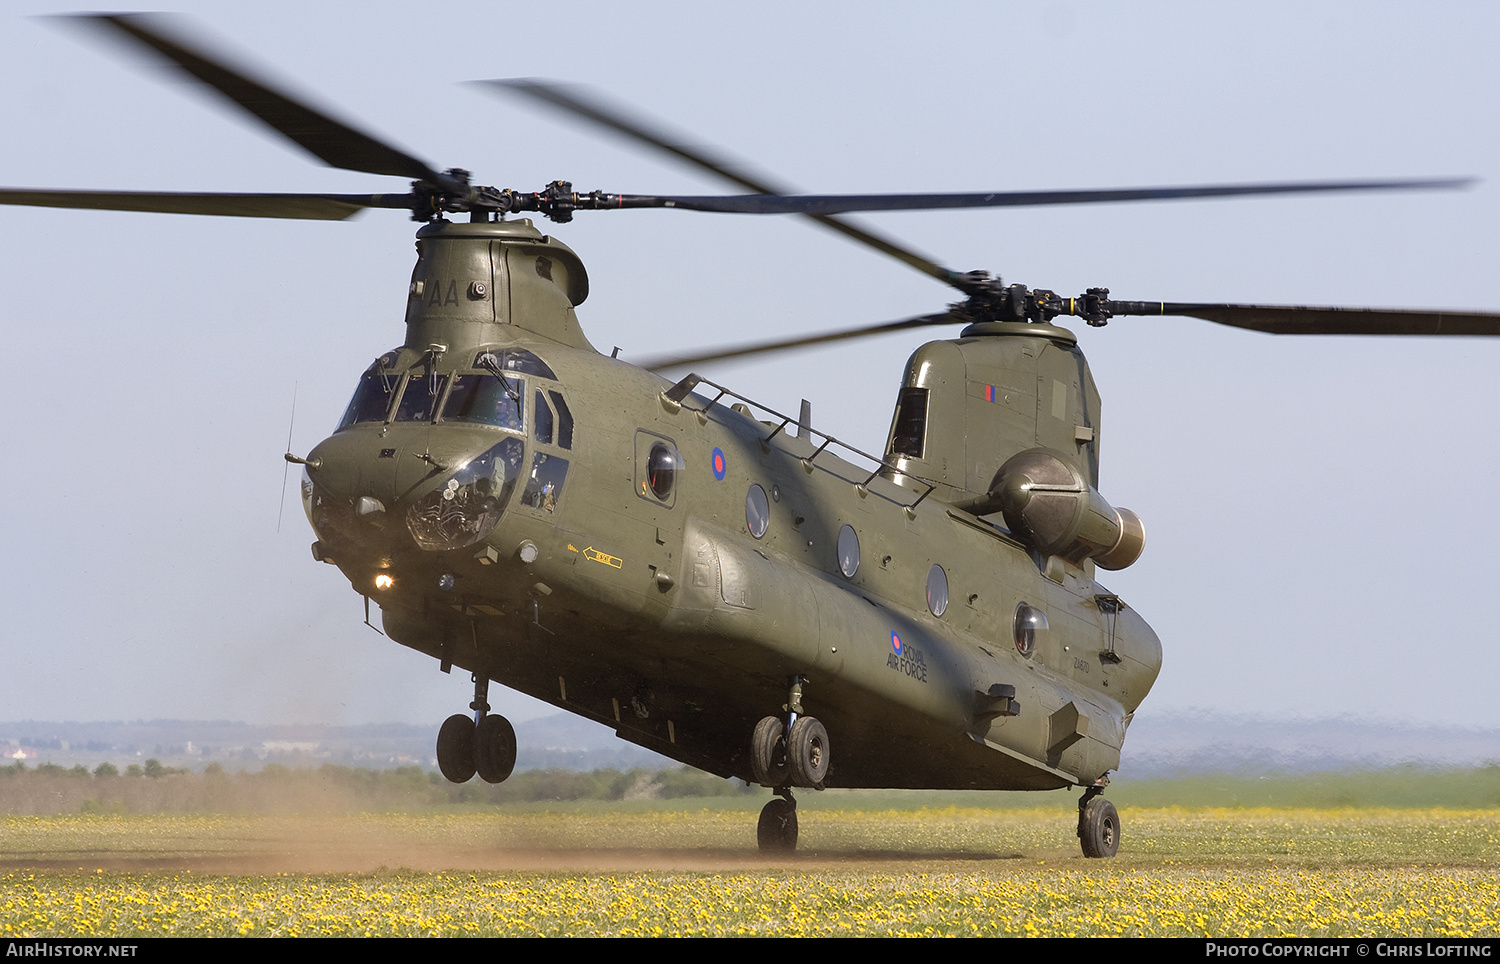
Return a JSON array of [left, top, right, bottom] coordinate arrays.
[[1079, 796, 1120, 858], [751, 716, 790, 787], [475, 714, 517, 784], [787, 716, 830, 787], [436, 714, 476, 784], [757, 798, 798, 853]]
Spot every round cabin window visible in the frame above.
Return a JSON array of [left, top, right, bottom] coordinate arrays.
[[745, 484, 770, 539], [837, 524, 860, 578], [926, 564, 949, 617], [1014, 602, 1048, 658], [646, 442, 679, 501]]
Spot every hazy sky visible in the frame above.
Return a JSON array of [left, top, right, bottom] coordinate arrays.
[[2, 1, 1497, 737]]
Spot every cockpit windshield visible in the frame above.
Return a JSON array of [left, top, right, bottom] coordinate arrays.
[[395, 374, 446, 422], [336, 348, 551, 434], [337, 368, 398, 430], [444, 373, 524, 431]]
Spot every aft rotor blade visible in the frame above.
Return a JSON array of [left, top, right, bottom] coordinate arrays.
[[483, 79, 971, 291], [0, 188, 411, 220], [641, 312, 957, 371], [639, 177, 1475, 216], [71, 14, 459, 192], [1152, 303, 1500, 336]]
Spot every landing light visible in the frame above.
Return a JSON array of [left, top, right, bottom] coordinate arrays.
[[374, 573, 394, 591]]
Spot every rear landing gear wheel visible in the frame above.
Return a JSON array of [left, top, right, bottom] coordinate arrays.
[[787, 716, 829, 788], [475, 714, 517, 784], [757, 796, 798, 853], [751, 715, 790, 787], [436, 714, 476, 784], [1078, 794, 1120, 858]]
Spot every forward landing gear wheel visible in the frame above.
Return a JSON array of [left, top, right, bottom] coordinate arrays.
[[751, 716, 790, 787], [787, 716, 830, 787], [436, 714, 476, 784], [475, 714, 517, 784], [757, 797, 798, 853], [1078, 796, 1120, 858]]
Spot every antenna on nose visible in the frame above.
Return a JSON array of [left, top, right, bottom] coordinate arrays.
[[277, 384, 297, 533]]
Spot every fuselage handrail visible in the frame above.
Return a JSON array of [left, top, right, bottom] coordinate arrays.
[[664, 373, 940, 510]]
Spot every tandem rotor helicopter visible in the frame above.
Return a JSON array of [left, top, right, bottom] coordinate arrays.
[[7, 14, 1499, 857]]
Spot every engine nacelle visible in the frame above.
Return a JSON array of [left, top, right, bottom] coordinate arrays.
[[965, 449, 1144, 570]]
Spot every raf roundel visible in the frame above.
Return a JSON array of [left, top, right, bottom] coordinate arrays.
[[711, 447, 727, 480], [890, 631, 903, 655]]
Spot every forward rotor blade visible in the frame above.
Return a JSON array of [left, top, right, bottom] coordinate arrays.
[[71, 14, 457, 191], [489, 80, 789, 196], [1157, 303, 1500, 336], [641, 312, 957, 371], [639, 178, 1475, 216], [483, 79, 970, 291], [0, 189, 410, 220]]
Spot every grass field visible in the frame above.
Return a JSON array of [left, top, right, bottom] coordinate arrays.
[[3, 806, 1497, 937]]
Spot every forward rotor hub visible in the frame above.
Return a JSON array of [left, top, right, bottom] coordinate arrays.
[[954, 282, 1121, 328]]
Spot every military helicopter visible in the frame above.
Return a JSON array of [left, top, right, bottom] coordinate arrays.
[[7, 15, 1499, 858]]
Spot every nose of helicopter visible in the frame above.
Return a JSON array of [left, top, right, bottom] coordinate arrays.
[[300, 425, 527, 554]]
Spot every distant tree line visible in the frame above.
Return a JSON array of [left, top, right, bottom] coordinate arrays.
[[5, 759, 191, 780]]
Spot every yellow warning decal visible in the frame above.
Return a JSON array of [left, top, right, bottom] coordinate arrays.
[[582, 546, 623, 569]]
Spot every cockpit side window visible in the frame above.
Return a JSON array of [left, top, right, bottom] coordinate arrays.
[[443, 373, 524, 431], [520, 453, 569, 514], [534, 390, 554, 444], [549, 390, 574, 450]]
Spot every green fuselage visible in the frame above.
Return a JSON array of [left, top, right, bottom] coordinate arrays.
[[302, 219, 1161, 792]]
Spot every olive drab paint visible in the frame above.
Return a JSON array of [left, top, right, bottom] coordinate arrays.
[[301, 220, 1162, 798], [402, 220, 593, 353]]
